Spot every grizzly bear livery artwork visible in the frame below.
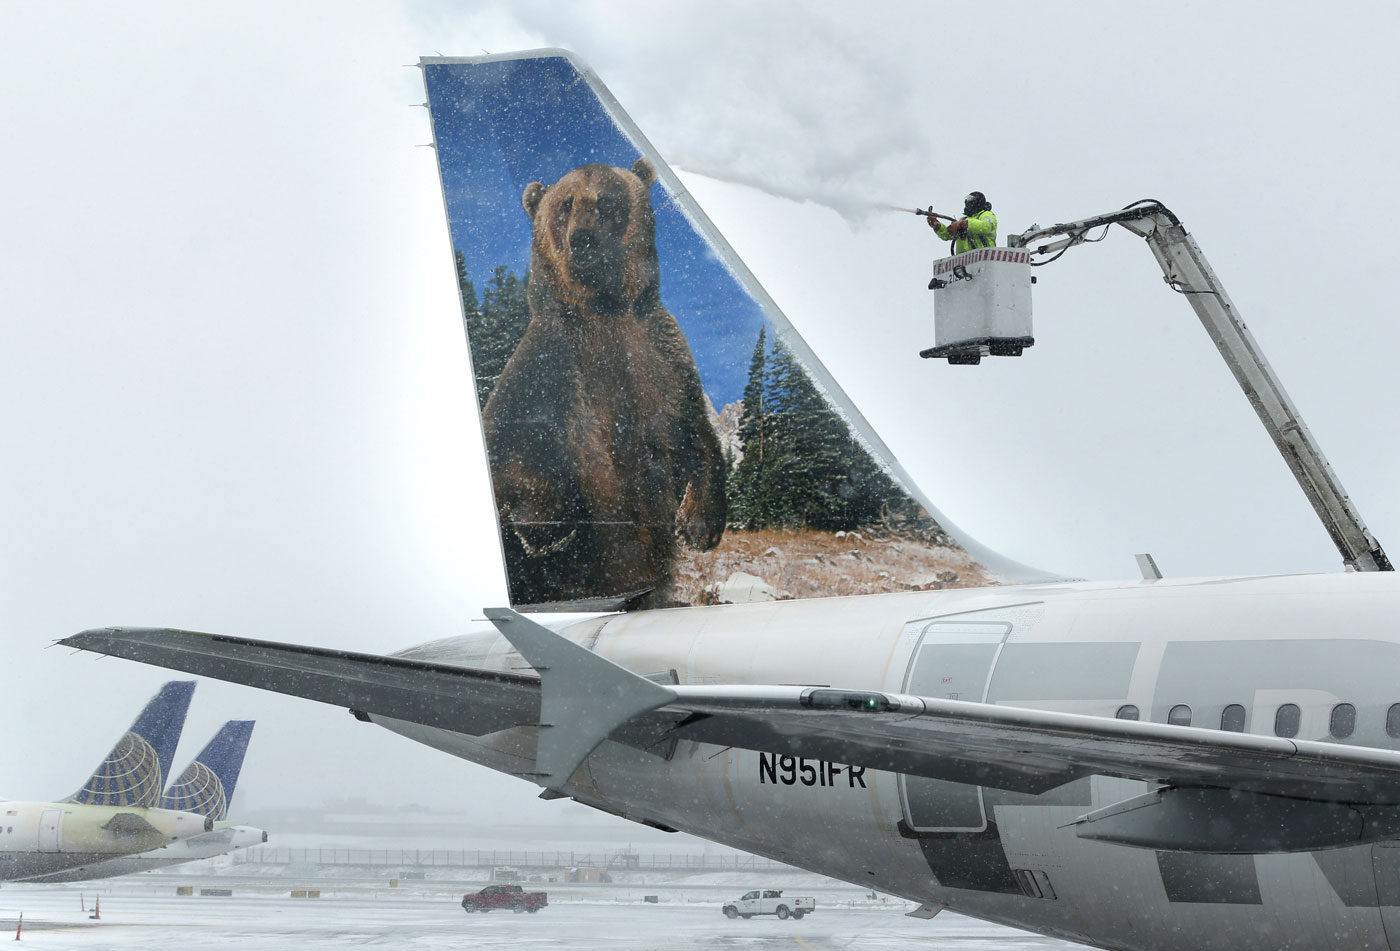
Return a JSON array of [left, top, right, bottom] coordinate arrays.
[[484, 158, 727, 608], [423, 52, 1036, 610]]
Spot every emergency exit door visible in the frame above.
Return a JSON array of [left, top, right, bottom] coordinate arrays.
[[898, 612, 1015, 833], [37, 808, 61, 852]]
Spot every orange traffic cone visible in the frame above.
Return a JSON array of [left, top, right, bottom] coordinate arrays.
[[89, 897, 99, 921]]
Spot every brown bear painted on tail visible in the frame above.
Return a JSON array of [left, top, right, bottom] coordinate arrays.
[[482, 157, 726, 608]]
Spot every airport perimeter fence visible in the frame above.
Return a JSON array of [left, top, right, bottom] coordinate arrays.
[[232, 848, 791, 873]]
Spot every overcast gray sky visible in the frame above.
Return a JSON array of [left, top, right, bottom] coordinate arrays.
[[4, 1, 1399, 817]]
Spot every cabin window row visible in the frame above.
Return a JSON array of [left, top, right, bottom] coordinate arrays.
[[1113, 702, 1373, 739]]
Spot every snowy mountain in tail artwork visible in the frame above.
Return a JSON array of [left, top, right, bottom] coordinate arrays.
[[422, 51, 1052, 611]]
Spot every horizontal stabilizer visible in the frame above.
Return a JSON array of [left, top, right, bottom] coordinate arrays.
[[101, 811, 160, 838], [59, 628, 540, 736], [186, 826, 237, 847]]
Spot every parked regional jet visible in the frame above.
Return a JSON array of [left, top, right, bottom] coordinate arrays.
[[58, 51, 1400, 951], [0, 682, 212, 881], [26, 720, 265, 883]]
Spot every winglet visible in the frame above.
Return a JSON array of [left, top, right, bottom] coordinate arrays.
[[484, 608, 675, 788]]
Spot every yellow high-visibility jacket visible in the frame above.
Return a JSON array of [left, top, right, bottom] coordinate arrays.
[[935, 209, 997, 253]]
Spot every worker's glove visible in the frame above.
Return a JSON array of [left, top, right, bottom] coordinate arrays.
[[926, 215, 939, 229], [951, 219, 968, 234]]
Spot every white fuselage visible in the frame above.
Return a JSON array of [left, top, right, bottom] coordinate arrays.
[[21, 824, 267, 883], [0, 800, 211, 881], [374, 571, 1400, 951]]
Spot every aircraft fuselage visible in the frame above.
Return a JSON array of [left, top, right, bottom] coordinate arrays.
[[0, 800, 211, 882], [378, 571, 1400, 951], [22, 825, 268, 883]]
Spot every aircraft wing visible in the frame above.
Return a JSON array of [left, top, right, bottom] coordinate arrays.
[[640, 682, 1400, 852], [59, 617, 1400, 821], [655, 688, 1400, 803], [59, 627, 540, 736], [473, 609, 1400, 807]]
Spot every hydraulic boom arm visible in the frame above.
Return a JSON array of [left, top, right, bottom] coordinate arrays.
[[1009, 202, 1390, 572]]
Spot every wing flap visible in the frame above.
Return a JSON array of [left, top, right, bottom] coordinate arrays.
[[1070, 785, 1400, 852], [656, 685, 1400, 804], [59, 627, 540, 736]]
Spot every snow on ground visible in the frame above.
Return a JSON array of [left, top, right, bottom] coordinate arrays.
[[0, 881, 1081, 950], [0, 826, 1084, 948]]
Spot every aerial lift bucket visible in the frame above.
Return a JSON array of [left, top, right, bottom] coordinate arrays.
[[920, 247, 1034, 364]]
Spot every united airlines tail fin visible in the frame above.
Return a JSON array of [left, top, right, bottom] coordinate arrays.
[[67, 680, 196, 807], [161, 720, 254, 821], [421, 51, 1055, 612]]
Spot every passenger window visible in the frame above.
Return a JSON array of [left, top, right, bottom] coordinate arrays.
[[1388, 704, 1400, 739], [1275, 703, 1301, 738], [1116, 705, 1140, 721], [1168, 704, 1192, 727], [1331, 703, 1356, 738], [1220, 704, 1246, 732]]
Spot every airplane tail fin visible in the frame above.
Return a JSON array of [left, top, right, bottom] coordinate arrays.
[[67, 680, 196, 807], [161, 720, 254, 821], [421, 51, 1056, 611]]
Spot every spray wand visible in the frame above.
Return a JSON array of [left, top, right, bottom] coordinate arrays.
[[887, 205, 957, 222]]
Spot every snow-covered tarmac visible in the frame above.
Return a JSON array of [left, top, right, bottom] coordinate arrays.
[[0, 883, 1081, 949]]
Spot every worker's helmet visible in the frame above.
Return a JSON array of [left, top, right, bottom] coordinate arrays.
[[964, 191, 991, 215]]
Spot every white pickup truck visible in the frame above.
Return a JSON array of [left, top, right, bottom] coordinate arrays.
[[722, 889, 816, 920]]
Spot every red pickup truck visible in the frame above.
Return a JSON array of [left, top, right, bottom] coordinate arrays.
[[461, 883, 548, 914]]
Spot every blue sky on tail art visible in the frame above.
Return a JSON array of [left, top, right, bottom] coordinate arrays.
[[424, 55, 766, 409]]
